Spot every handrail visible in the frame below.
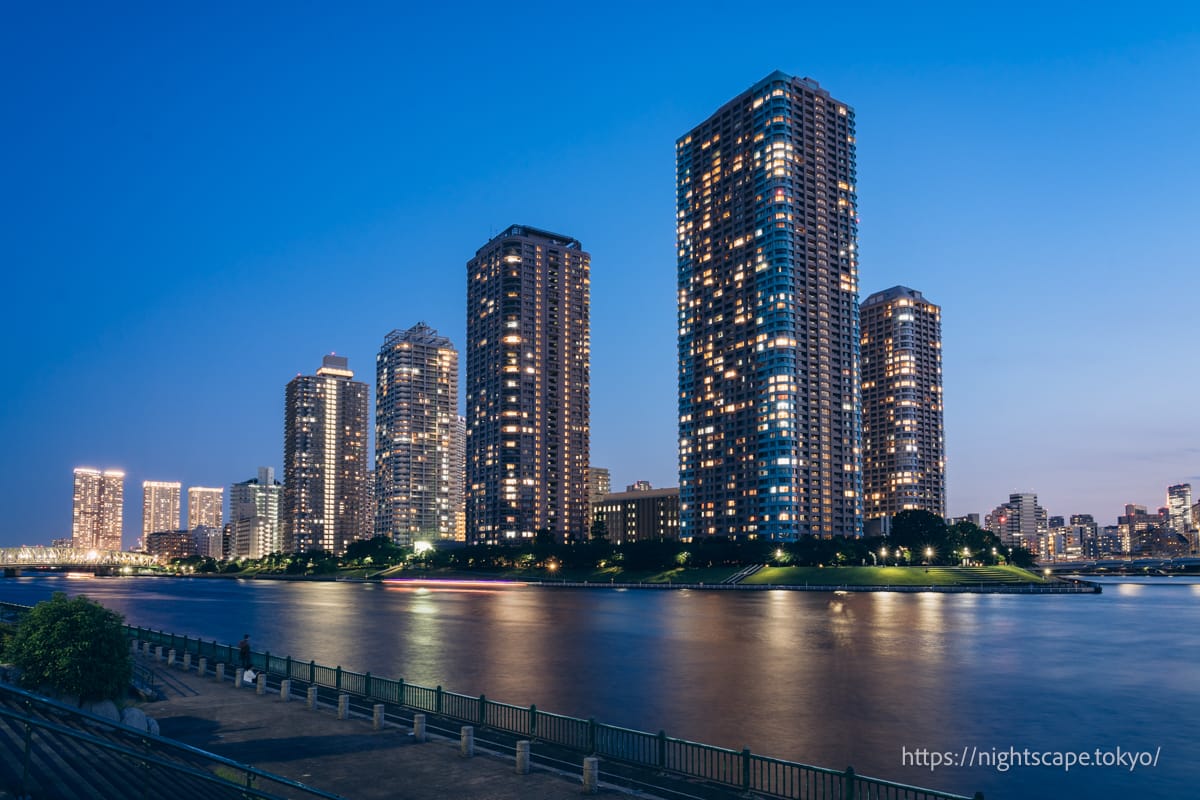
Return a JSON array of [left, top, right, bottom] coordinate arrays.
[[1, 599, 977, 800]]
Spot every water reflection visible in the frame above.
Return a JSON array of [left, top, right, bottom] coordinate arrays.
[[0, 576, 1197, 799]]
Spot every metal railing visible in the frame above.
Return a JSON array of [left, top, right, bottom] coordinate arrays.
[[114, 615, 980, 800]]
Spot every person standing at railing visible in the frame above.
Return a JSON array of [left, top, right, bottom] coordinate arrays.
[[238, 634, 252, 670]]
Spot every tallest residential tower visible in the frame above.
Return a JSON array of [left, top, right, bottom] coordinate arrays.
[[677, 72, 862, 539]]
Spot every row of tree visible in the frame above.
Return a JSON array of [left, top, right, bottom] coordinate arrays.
[[171, 510, 1033, 574]]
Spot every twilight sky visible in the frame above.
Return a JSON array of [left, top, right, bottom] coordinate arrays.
[[2, 2, 1198, 548]]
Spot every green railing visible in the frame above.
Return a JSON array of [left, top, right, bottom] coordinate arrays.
[[114, 618, 978, 800], [0, 601, 979, 799], [0, 681, 344, 799]]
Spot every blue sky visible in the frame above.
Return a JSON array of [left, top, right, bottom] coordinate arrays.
[[2, 2, 1198, 547]]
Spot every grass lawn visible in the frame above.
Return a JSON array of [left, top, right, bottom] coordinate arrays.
[[742, 565, 1047, 586], [389, 565, 742, 584]]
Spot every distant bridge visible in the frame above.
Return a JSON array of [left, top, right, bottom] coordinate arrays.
[[0, 546, 159, 575]]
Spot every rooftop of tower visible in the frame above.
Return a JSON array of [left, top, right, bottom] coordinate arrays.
[[862, 285, 932, 307], [480, 224, 582, 251]]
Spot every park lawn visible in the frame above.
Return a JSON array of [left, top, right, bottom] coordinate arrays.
[[742, 565, 1047, 586], [388, 565, 742, 584]]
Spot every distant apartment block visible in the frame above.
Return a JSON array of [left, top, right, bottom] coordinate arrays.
[[588, 467, 611, 506], [230, 467, 282, 559], [986, 493, 1048, 553], [282, 355, 370, 555], [677, 72, 861, 539], [592, 485, 680, 544], [466, 225, 590, 544], [1167, 484, 1193, 533], [187, 486, 223, 532], [72, 467, 124, 551], [144, 530, 195, 563], [375, 323, 460, 545], [142, 481, 181, 538], [861, 287, 944, 521]]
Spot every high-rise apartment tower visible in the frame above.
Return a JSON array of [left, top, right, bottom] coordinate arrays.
[[72, 467, 124, 551], [142, 480, 181, 539], [187, 486, 224, 532], [860, 286, 944, 519], [282, 355, 370, 555], [375, 323, 460, 545], [677, 71, 861, 539], [466, 225, 590, 544]]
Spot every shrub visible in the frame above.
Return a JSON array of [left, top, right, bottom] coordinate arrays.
[[4, 592, 131, 703]]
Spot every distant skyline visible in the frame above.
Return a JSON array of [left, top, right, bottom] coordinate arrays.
[[3, 3, 1199, 547]]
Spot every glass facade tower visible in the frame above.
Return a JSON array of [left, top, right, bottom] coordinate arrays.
[[677, 71, 861, 539]]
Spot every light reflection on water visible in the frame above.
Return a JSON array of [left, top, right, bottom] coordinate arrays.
[[0, 575, 1196, 800]]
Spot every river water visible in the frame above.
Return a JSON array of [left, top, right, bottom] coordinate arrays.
[[1, 575, 1195, 799]]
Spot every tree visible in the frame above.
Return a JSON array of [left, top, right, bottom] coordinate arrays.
[[5, 593, 131, 704], [890, 510, 949, 553]]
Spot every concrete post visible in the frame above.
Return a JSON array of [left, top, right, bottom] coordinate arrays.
[[215, 663, 225, 683], [582, 757, 599, 794], [167, 649, 176, 667], [413, 713, 427, 743], [280, 679, 291, 701], [234, 667, 244, 688], [337, 693, 350, 720], [516, 740, 531, 774], [155, 646, 164, 662], [142, 642, 151, 656], [130, 639, 138, 654], [460, 726, 474, 758], [306, 686, 318, 710], [182, 653, 191, 672], [373, 704, 385, 730], [198, 657, 207, 677], [256, 673, 266, 695]]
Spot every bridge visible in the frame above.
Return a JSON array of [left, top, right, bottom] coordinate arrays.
[[0, 546, 159, 576], [1041, 557, 1200, 573]]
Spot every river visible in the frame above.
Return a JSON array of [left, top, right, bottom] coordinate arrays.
[[1, 574, 1196, 799]]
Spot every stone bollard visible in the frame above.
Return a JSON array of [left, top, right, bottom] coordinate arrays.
[[413, 713, 427, 743], [215, 663, 225, 683], [307, 686, 318, 710], [337, 693, 350, 720], [167, 649, 176, 667], [155, 646, 164, 662], [130, 639, 138, 654], [582, 757, 599, 794], [280, 679, 291, 701], [142, 642, 151, 656], [516, 740, 531, 774], [256, 673, 266, 696], [234, 667, 244, 688], [460, 726, 474, 758], [198, 657, 207, 677], [182, 653, 191, 672], [373, 704, 385, 731]]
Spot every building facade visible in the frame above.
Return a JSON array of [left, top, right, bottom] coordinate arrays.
[[466, 225, 590, 544], [230, 467, 282, 560], [142, 480, 181, 539], [592, 485, 680, 544], [282, 355, 370, 555], [72, 467, 124, 551], [187, 486, 224, 532], [860, 287, 944, 520], [375, 323, 460, 545], [1167, 483, 1193, 533], [587, 467, 611, 506], [677, 71, 861, 540], [986, 493, 1048, 552]]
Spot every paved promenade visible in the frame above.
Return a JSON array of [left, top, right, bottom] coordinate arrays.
[[142, 656, 647, 799]]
